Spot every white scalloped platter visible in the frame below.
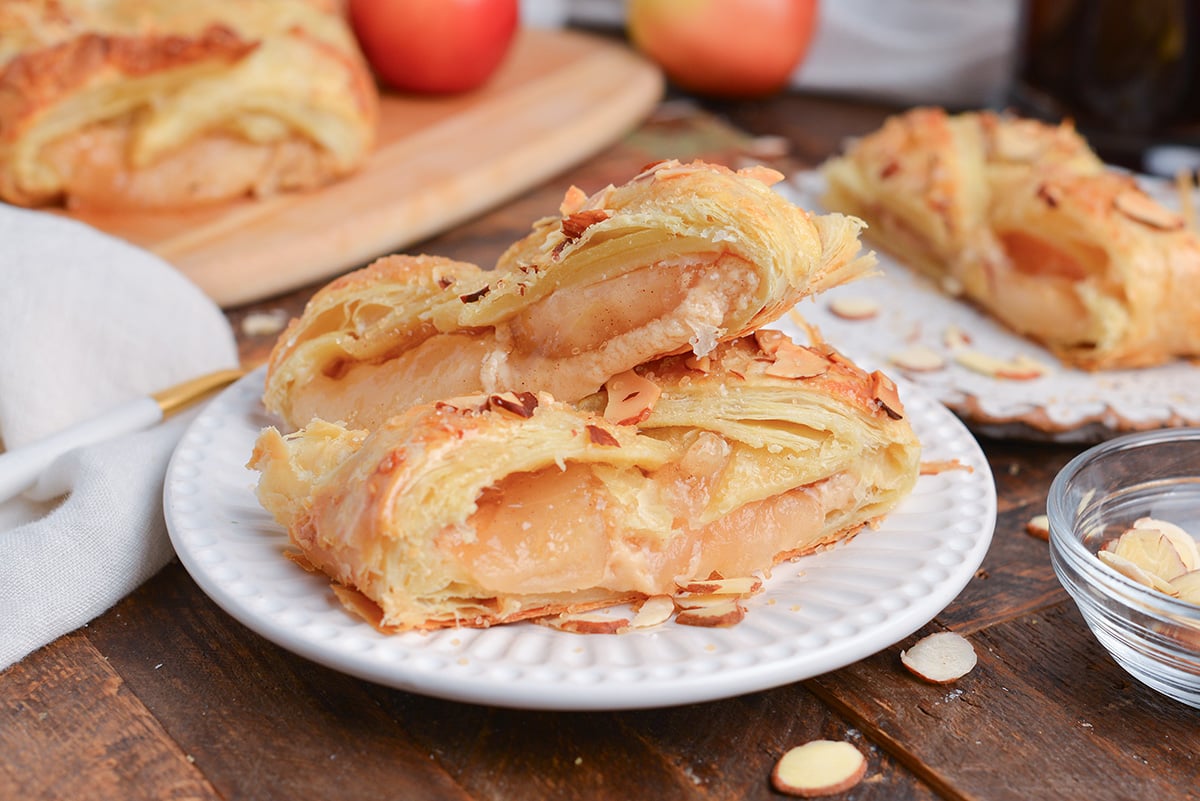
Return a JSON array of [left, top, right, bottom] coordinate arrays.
[[781, 172, 1200, 443], [165, 368, 995, 711]]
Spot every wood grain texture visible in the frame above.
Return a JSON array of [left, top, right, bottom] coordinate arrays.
[[62, 28, 663, 308], [0, 631, 218, 801], [808, 604, 1200, 801]]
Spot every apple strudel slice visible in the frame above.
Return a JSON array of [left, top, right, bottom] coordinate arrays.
[[249, 332, 921, 632], [0, 0, 377, 209], [820, 107, 1200, 370], [263, 159, 876, 430]]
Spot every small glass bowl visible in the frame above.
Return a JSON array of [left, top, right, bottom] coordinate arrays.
[[1047, 427, 1200, 708]]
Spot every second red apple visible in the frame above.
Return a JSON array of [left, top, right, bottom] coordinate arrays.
[[628, 0, 819, 99]]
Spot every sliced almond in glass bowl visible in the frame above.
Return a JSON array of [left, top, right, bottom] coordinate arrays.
[[1131, 517, 1199, 572]]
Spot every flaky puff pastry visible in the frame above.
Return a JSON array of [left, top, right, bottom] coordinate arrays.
[[249, 333, 921, 631], [820, 107, 1200, 370], [0, 0, 377, 209], [263, 160, 876, 430]]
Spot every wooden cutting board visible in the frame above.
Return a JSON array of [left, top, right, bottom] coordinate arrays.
[[64, 28, 663, 308]]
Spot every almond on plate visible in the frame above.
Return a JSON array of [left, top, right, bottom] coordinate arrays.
[[900, 631, 977, 684], [771, 739, 867, 797]]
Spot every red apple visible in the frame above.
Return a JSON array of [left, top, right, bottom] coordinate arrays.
[[627, 0, 818, 99], [347, 0, 519, 94]]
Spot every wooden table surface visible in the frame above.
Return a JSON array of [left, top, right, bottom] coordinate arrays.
[[4, 87, 1199, 801]]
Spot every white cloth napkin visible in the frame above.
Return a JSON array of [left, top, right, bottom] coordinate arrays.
[[0, 204, 239, 670]]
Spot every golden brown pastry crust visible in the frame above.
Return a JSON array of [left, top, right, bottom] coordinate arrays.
[[820, 107, 1200, 370], [249, 333, 921, 631], [263, 160, 876, 430], [0, 0, 377, 209]]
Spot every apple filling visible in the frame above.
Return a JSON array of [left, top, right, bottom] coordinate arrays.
[[991, 230, 1112, 347], [284, 331, 492, 429], [438, 444, 858, 599]]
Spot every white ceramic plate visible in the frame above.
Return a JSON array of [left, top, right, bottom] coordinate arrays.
[[781, 172, 1200, 443], [165, 368, 996, 710]]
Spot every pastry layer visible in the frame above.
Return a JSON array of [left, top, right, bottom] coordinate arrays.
[[250, 334, 921, 630], [264, 160, 876, 429]]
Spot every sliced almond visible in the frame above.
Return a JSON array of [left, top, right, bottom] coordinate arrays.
[[674, 593, 747, 610], [603, 370, 661, 425], [1132, 517, 1199, 571], [954, 349, 1050, 380], [771, 740, 867, 798], [942, 324, 972, 350], [990, 124, 1045, 162], [674, 599, 745, 627], [676, 576, 762, 596], [558, 185, 588, 216], [1097, 550, 1180, 595], [628, 595, 676, 629], [540, 611, 631, 635], [1114, 190, 1185, 231], [1109, 528, 1188, 582], [870, 370, 905, 420], [827, 296, 880, 321], [753, 329, 788, 356], [899, 631, 977, 684], [1169, 570, 1200, 605], [1025, 514, 1050, 541], [889, 345, 946, 372], [765, 343, 830, 379]]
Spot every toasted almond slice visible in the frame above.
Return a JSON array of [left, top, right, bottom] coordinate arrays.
[[991, 124, 1045, 162], [919, 458, 972, 476], [674, 592, 746, 610], [765, 342, 831, 379], [771, 740, 867, 798], [540, 611, 631, 635], [603, 370, 661, 425], [942, 324, 972, 350], [1114, 190, 1185, 231], [1110, 528, 1188, 582], [1097, 550, 1180, 595], [1025, 514, 1050, 541], [676, 576, 763, 596], [754, 328, 786, 354], [675, 599, 745, 627], [900, 631, 977, 684], [954, 349, 1049, 380], [827, 296, 880, 320], [629, 595, 676, 629], [870, 370, 905, 419], [559, 185, 588, 216], [889, 345, 946, 372], [1169, 570, 1200, 605], [1132, 517, 1200, 571]]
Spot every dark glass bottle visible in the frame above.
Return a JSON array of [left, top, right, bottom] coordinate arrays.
[[1010, 0, 1200, 173]]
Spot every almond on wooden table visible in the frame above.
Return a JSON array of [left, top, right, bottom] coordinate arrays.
[[900, 631, 977, 684], [771, 739, 867, 797]]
